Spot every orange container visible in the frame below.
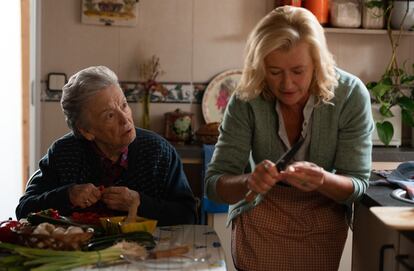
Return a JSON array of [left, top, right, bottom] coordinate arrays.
[[303, 0, 329, 25], [280, 0, 302, 7]]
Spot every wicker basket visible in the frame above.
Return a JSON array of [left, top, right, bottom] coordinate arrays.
[[195, 122, 220, 145], [15, 226, 93, 250]]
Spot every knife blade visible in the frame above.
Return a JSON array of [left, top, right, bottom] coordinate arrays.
[[244, 138, 304, 202]]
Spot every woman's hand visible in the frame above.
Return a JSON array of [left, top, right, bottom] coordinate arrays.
[[68, 183, 102, 208], [246, 160, 283, 195], [281, 161, 325, 191], [101, 186, 140, 212]]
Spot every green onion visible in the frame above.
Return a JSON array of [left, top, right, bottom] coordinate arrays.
[[0, 241, 146, 271]]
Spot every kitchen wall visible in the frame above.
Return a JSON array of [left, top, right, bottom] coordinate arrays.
[[39, 1, 414, 157], [39, 0, 275, 156], [40, 1, 414, 157]]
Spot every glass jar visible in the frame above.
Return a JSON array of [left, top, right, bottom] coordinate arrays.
[[278, 0, 302, 7], [391, 0, 414, 30], [303, 0, 330, 25], [330, 0, 361, 28], [362, 0, 385, 29]]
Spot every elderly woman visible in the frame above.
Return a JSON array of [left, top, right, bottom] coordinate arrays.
[[16, 66, 197, 226], [205, 6, 373, 271]]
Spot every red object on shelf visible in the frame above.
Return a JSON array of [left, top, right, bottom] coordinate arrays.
[[303, 0, 330, 25]]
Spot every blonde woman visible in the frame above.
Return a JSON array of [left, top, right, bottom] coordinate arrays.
[[205, 6, 373, 271]]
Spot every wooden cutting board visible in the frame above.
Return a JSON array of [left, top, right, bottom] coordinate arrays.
[[370, 207, 414, 230]]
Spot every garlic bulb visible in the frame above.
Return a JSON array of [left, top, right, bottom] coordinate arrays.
[[64, 226, 84, 235]]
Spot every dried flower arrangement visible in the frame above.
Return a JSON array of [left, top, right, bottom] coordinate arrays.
[[138, 55, 168, 129]]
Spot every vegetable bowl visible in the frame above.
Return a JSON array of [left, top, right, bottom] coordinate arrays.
[[99, 216, 157, 235], [14, 222, 94, 250]]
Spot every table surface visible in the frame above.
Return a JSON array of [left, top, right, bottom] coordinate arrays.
[[76, 224, 227, 271]]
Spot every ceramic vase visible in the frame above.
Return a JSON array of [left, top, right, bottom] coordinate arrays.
[[141, 92, 150, 129], [391, 0, 414, 30], [371, 104, 402, 147]]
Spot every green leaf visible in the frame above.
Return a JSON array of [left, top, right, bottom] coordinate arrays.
[[380, 75, 393, 86], [397, 96, 414, 111], [401, 109, 414, 127], [376, 121, 394, 146], [379, 104, 394, 117], [400, 75, 414, 85], [366, 81, 377, 90], [365, 1, 384, 9], [371, 82, 392, 99]]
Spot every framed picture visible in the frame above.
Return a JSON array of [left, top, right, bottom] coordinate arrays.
[[81, 0, 139, 27]]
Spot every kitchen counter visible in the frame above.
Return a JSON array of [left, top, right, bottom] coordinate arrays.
[[362, 176, 414, 208], [372, 147, 414, 162]]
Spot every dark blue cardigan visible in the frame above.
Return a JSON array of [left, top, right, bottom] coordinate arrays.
[[16, 128, 197, 226]]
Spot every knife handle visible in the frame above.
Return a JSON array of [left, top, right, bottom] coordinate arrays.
[[244, 161, 275, 203], [245, 190, 258, 202]]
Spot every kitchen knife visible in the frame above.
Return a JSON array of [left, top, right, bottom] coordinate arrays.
[[244, 138, 304, 202]]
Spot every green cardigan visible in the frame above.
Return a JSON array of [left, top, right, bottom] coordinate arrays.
[[205, 68, 374, 225]]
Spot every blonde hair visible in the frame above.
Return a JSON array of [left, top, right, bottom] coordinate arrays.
[[236, 6, 337, 103]]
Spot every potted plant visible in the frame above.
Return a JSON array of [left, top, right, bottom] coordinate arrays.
[[362, 0, 385, 29], [366, 0, 414, 146]]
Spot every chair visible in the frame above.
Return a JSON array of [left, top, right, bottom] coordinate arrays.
[[200, 144, 228, 225]]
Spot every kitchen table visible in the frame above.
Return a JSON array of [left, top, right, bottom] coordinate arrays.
[[75, 224, 228, 271]]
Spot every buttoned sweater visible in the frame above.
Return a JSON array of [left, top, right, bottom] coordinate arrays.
[[16, 128, 197, 226]]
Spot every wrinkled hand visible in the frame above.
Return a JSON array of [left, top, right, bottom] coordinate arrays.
[[246, 160, 283, 195], [101, 186, 140, 212], [281, 161, 325, 191], [68, 183, 102, 209]]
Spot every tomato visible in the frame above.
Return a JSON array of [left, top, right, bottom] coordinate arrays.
[[1, 220, 20, 229], [37, 209, 60, 219], [0, 219, 20, 243], [71, 212, 103, 225]]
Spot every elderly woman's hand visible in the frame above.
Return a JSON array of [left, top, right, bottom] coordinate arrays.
[[281, 161, 325, 192], [101, 186, 140, 212], [68, 184, 102, 209], [246, 159, 283, 195]]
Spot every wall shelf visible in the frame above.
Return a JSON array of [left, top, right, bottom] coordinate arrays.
[[324, 27, 414, 36]]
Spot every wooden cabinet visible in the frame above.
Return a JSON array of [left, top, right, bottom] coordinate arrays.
[[352, 203, 400, 271], [352, 202, 414, 271], [174, 144, 204, 224], [174, 144, 203, 199], [398, 233, 414, 271]]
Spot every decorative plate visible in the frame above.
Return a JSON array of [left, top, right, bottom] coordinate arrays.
[[202, 69, 242, 123]]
